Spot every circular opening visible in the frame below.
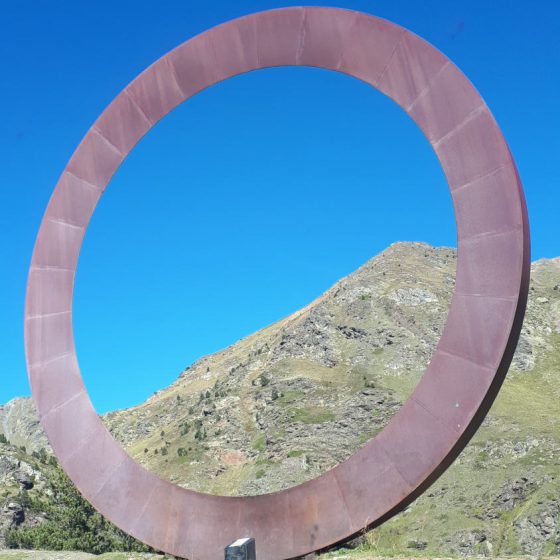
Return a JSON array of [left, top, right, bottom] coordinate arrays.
[[74, 66, 456, 495]]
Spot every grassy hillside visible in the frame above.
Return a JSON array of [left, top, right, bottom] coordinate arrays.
[[1, 243, 559, 557]]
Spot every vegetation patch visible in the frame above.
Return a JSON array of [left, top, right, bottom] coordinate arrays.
[[276, 390, 305, 404], [5, 467, 150, 554], [251, 434, 266, 452], [289, 406, 335, 424], [287, 449, 306, 458]]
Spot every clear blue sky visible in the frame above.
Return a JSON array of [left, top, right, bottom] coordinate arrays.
[[1, 1, 558, 413]]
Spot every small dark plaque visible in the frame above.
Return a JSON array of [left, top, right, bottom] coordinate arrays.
[[225, 537, 256, 560]]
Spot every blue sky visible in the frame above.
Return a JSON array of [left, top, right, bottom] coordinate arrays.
[[1, 1, 558, 413]]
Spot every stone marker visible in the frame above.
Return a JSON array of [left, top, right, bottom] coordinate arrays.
[[225, 538, 256, 560]]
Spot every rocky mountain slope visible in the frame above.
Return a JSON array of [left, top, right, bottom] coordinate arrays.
[[0, 443, 47, 547], [2, 242, 559, 556], [0, 400, 49, 456]]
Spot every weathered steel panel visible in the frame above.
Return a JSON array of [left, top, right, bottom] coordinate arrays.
[[25, 7, 530, 560]]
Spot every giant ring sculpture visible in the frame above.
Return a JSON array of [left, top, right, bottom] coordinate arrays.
[[25, 7, 530, 560]]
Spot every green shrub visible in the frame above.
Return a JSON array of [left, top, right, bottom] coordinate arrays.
[[31, 448, 49, 464], [6, 467, 150, 554], [194, 427, 207, 441]]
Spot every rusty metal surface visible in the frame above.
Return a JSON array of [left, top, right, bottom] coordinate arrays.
[[25, 7, 530, 560]]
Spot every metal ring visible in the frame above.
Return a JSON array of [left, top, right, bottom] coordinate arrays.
[[25, 8, 530, 560]]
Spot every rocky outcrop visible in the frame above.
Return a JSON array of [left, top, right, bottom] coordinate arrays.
[[0, 399, 50, 455], [514, 501, 559, 557], [0, 442, 49, 547]]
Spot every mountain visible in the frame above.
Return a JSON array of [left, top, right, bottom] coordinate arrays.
[[0, 400, 50, 456], [2, 243, 559, 557]]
